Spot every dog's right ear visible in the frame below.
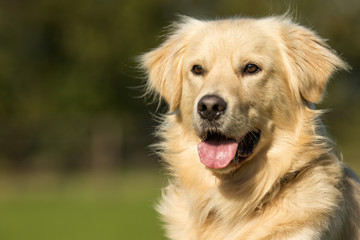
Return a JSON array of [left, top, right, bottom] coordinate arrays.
[[140, 17, 201, 112]]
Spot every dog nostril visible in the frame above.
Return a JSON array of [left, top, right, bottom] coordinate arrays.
[[199, 104, 207, 112], [197, 95, 227, 120], [213, 104, 226, 112]]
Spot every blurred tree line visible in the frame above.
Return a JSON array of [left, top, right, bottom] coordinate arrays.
[[0, 0, 359, 174]]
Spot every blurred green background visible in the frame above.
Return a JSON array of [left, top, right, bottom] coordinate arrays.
[[0, 0, 359, 239]]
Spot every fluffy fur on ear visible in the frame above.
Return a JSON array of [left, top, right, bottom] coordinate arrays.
[[140, 17, 202, 112], [281, 19, 349, 103]]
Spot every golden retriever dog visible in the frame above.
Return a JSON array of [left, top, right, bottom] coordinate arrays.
[[140, 16, 360, 239]]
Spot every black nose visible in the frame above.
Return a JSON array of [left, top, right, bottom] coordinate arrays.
[[197, 95, 227, 121]]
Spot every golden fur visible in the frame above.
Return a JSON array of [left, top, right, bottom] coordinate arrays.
[[140, 16, 360, 240]]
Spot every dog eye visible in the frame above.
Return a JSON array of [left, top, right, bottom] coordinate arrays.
[[192, 65, 205, 75], [243, 64, 260, 75]]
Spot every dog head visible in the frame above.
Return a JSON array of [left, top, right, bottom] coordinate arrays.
[[141, 16, 348, 176]]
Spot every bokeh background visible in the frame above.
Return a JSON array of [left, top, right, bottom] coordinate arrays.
[[0, 0, 359, 239]]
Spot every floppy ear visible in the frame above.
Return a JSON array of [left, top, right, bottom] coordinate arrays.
[[282, 21, 349, 103], [140, 17, 201, 112]]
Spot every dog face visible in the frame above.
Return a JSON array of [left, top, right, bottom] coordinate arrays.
[[141, 16, 347, 175]]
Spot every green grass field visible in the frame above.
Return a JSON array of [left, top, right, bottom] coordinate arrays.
[[0, 165, 358, 240], [0, 170, 167, 240]]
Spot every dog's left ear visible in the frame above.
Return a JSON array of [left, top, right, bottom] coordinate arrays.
[[282, 21, 349, 103]]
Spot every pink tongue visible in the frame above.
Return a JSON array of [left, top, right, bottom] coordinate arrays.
[[197, 137, 238, 169]]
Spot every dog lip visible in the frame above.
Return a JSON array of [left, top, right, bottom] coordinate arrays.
[[202, 131, 235, 142], [200, 129, 260, 146]]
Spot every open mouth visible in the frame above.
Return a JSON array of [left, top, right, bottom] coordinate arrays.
[[197, 130, 261, 170]]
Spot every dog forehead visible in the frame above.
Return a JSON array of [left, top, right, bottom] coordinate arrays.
[[186, 19, 275, 59]]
